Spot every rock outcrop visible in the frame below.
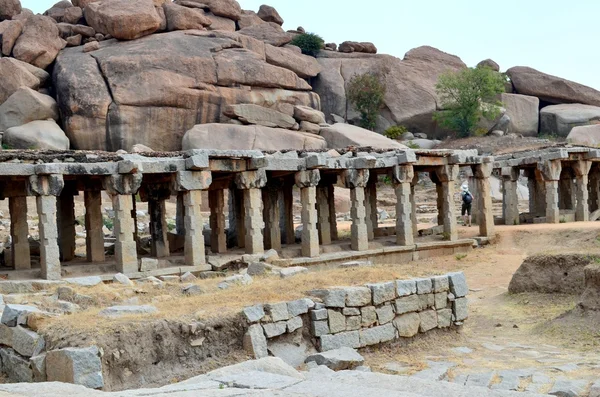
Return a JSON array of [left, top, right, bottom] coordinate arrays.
[[507, 66, 600, 107], [12, 16, 65, 69], [0, 58, 49, 104], [476, 59, 499, 72], [567, 124, 600, 147], [0, 0, 22, 21], [84, 0, 162, 40], [320, 123, 407, 149], [0, 87, 58, 131], [3, 120, 69, 150], [314, 46, 466, 136], [501, 93, 539, 136], [540, 104, 600, 137], [257, 4, 283, 25]]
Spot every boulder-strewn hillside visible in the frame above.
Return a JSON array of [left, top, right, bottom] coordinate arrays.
[[2, 0, 600, 151]]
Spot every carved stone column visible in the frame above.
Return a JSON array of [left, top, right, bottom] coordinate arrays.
[[434, 165, 459, 241], [473, 162, 494, 237], [538, 160, 562, 224], [340, 169, 370, 251], [296, 170, 320, 257], [573, 160, 592, 222], [235, 170, 267, 254], [393, 165, 415, 246], [501, 167, 520, 226]]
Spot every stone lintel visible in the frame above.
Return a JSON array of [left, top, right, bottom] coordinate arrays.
[[248, 156, 268, 170], [572, 160, 592, 177], [473, 163, 493, 179], [295, 170, 321, 188], [501, 166, 519, 181], [434, 165, 459, 183], [28, 174, 64, 197], [538, 160, 562, 181], [34, 164, 62, 175], [185, 154, 210, 170], [584, 149, 600, 160], [103, 174, 143, 196], [398, 150, 417, 164], [305, 153, 328, 169], [339, 169, 369, 189], [392, 165, 414, 184], [235, 170, 267, 190], [172, 170, 212, 192], [117, 160, 144, 174]]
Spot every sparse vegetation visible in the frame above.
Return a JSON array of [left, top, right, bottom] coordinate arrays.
[[347, 72, 387, 131], [434, 67, 506, 137], [384, 125, 408, 140], [455, 253, 468, 261], [405, 141, 420, 149], [290, 33, 324, 57], [103, 216, 114, 230]]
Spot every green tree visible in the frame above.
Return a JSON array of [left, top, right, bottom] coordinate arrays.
[[290, 33, 324, 57], [347, 72, 386, 131], [434, 67, 506, 137]]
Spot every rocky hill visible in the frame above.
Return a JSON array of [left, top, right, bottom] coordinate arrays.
[[2, 0, 600, 152]]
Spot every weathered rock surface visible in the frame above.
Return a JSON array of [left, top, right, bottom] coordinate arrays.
[[320, 123, 407, 149], [294, 105, 326, 124], [566, 124, 600, 147], [0, 87, 59, 131], [305, 347, 365, 370], [339, 41, 377, 54], [265, 44, 321, 78], [0, 19, 23, 56], [4, 120, 69, 150], [12, 15, 65, 69], [187, 0, 241, 21], [183, 123, 327, 150], [164, 2, 212, 31], [509, 254, 591, 294], [224, 104, 296, 129], [238, 22, 293, 46], [238, 9, 263, 29], [477, 59, 500, 72], [0, 0, 22, 21], [501, 93, 539, 136], [314, 46, 466, 136], [0, 58, 49, 104], [257, 4, 283, 25], [84, 0, 162, 40], [46, 346, 104, 389], [507, 66, 600, 107], [53, 30, 318, 151], [540, 103, 600, 137], [202, 11, 235, 32]]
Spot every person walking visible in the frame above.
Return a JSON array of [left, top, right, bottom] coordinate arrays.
[[461, 185, 473, 227]]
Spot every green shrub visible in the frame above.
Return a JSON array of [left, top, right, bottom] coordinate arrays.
[[405, 141, 420, 149], [384, 125, 408, 139], [290, 33, 324, 57], [103, 216, 114, 231], [347, 72, 386, 131]]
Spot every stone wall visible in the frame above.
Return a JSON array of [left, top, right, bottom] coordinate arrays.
[[242, 272, 469, 357]]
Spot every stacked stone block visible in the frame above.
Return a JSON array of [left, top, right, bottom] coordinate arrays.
[[242, 272, 469, 356]]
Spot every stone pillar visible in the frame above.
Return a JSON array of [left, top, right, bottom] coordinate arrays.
[[148, 188, 170, 258], [468, 176, 479, 225], [29, 174, 64, 280], [262, 183, 281, 251], [430, 172, 444, 226], [233, 188, 246, 249], [316, 186, 332, 245], [235, 170, 267, 255], [340, 169, 369, 251], [501, 167, 520, 226], [534, 169, 547, 217], [209, 189, 227, 254], [589, 169, 600, 213], [410, 173, 418, 237], [9, 197, 30, 270], [328, 184, 338, 241], [393, 165, 414, 246], [175, 191, 185, 235], [104, 172, 142, 273], [524, 169, 537, 216], [559, 177, 575, 210], [296, 170, 321, 257], [473, 162, 494, 237], [435, 165, 459, 241], [84, 190, 105, 262], [57, 190, 76, 262], [539, 160, 562, 224], [573, 160, 592, 222], [365, 178, 378, 240], [282, 183, 295, 245]]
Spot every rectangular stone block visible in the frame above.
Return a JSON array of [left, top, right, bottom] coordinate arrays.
[[311, 320, 330, 337], [396, 279, 417, 297], [419, 310, 438, 333], [360, 306, 377, 327], [45, 346, 103, 389], [286, 316, 303, 333], [415, 278, 433, 294], [448, 272, 469, 298], [310, 289, 345, 308], [395, 295, 420, 315], [434, 292, 448, 309], [346, 316, 361, 331], [287, 299, 312, 317], [263, 322, 287, 338], [418, 294, 435, 310], [393, 312, 420, 338], [12, 326, 45, 357], [342, 307, 360, 316], [0, 347, 33, 382], [243, 305, 265, 323], [328, 309, 346, 334], [437, 309, 452, 328], [30, 353, 46, 382], [375, 304, 395, 325], [344, 287, 372, 307], [359, 323, 396, 347], [265, 302, 290, 322], [243, 324, 268, 359], [453, 297, 469, 321], [320, 331, 360, 351], [310, 309, 328, 321], [0, 323, 13, 346], [431, 275, 449, 293], [366, 282, 396, 305]]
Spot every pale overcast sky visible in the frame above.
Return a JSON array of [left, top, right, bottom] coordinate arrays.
[[23, 0, 600, 90]]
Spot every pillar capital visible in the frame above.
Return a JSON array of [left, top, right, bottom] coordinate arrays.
[[339, 169, 369, 189], [572, 160, 592, 177], [473, 163, 493, 179], [235, 170, 267, 190], [27, 174, 64, 197], [392, 165, 414, 184], [501, 166, 519, 181], [435, 165, 458, 183], [104, 173, 143, 196], [538, 160, 562, 181], [295, 169, 321, 188], [172, 170, 212, 192]]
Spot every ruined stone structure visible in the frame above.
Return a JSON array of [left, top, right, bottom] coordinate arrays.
[[494, 147, 600, 225], [0, 148, 493, 281]]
